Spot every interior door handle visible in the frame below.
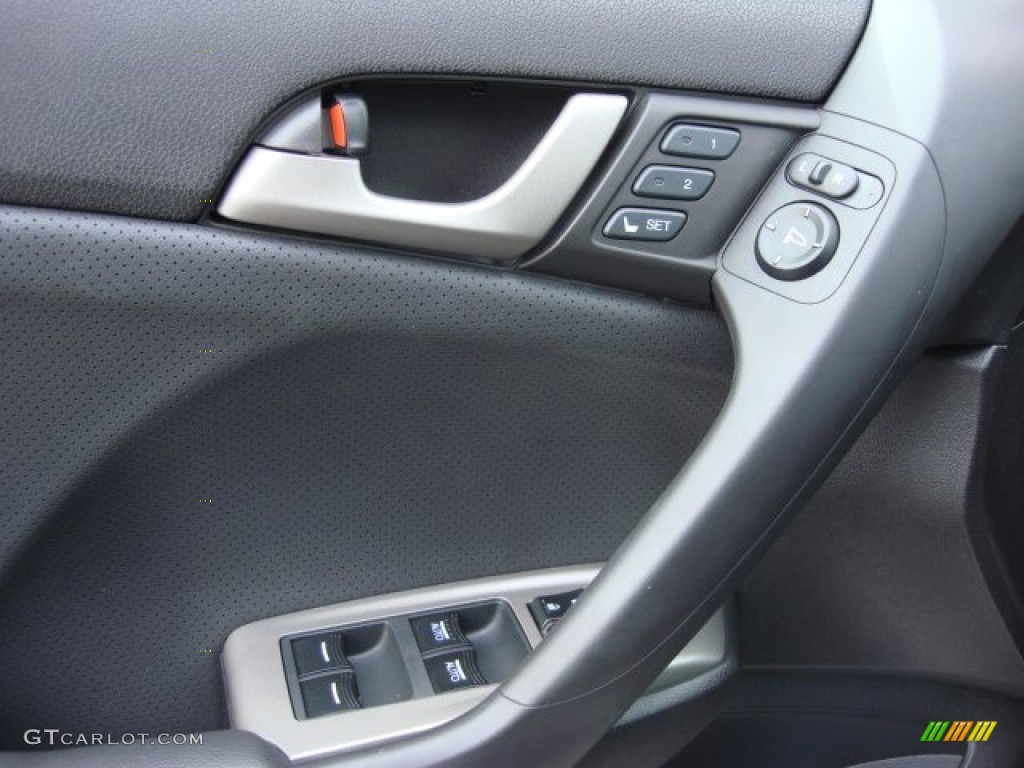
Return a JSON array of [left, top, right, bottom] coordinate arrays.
[[217, 93, 627, 262]]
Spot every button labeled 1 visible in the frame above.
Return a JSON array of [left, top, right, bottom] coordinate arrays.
[[661, 124, 740, 159], [603, 208, 686, 242]]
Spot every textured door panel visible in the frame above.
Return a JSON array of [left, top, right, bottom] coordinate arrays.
[[0, 0, 868, 220], [0, 207, 732, 744]]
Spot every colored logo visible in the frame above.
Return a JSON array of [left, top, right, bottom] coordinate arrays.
[[921, 721, 996, 742]]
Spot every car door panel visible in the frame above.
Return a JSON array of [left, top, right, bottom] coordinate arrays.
[[2, 0, 1024, 766]]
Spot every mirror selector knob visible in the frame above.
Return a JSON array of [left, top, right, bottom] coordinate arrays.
[[756, 202, 839, 281], [788, 153, 859, 200]]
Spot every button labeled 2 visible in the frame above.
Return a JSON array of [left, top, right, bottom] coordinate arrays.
[[603, 208, 686, 242], [633, 166, 714, 200]]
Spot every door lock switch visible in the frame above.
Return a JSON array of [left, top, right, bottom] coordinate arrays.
[[423, 649, 488, 693], [255, 92, 369, 157], [410, 612, 470, 654], [291, 632, 350, 677], [325, 94, 370, 157]]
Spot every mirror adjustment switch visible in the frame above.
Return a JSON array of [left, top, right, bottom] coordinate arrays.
[[633, 165, 715, 201], [410, 612, 469, 654], [603, 208, 686, 241], [787, 153, 860, 200], [661, 124, 740, 159], [292, 632, 350, 676], [756, 202, 839, 281], [423, 649, 488, 693], [300, 671, 360, 718]]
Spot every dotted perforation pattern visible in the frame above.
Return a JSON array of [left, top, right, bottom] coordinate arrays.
[[0, 206, 733, 744]]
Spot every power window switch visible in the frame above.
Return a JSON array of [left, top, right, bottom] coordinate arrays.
[[292, 632, 350, 676], [300, 671, 360, 718], [423, 650, 487, 693], [410, 612, 469, 654]]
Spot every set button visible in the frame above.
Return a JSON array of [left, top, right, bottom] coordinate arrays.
[[603, 208, 686, 242]]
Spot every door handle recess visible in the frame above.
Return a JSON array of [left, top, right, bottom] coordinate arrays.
[[218, 93, 627, 262]]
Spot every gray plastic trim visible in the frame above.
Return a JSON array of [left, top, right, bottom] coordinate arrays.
[[217, 93, 627, 262], [222, 565, 726, 762], [526, 92, 818, 306], [258, 96, 324, 155]]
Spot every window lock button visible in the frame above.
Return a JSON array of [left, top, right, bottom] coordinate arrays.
[[529, 590, 582, 635]]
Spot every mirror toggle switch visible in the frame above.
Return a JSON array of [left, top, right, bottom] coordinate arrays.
[[787, 153, 859, 200]]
